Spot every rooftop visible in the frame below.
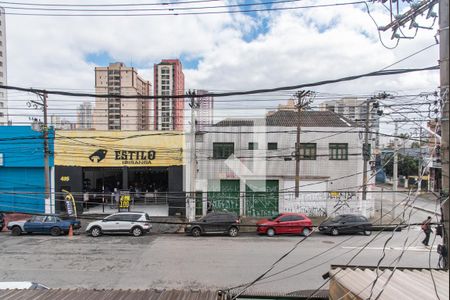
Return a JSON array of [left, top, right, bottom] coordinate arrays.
[[327, 265, 449, 300], [214, 111, 355, 128]]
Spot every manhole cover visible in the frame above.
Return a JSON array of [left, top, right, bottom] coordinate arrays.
[[322, 240, 335, 244]]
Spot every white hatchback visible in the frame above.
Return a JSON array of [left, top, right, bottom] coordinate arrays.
[[86, 212, 152, 237]]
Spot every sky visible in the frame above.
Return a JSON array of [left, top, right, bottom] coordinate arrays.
[[3, 0, 442, 138]]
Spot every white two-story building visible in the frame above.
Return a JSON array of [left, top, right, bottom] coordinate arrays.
[[188, 110, 375, 218]]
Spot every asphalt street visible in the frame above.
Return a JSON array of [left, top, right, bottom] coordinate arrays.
[[0, 224, 442, 294]]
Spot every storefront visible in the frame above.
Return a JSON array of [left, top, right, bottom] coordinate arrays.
[[54, 131, 184, 216], [0, 126, 55, 214]]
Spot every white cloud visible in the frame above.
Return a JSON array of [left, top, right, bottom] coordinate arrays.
[[4, 0, 440, 127]]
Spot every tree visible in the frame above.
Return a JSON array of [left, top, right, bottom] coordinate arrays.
[[383, 153, 419, 177]]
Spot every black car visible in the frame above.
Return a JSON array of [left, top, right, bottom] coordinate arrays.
[[185, 212, 240, 237], [319, 214, 372, 236], [0, 213, 5, 231]]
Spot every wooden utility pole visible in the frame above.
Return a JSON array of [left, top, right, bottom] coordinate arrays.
[[293, 90, 314, 198]]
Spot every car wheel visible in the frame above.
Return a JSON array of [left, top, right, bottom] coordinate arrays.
[[132, 227, 143, 237], [228, 226, 239, 237], [90, 226, 102, 237], [11, 226, 22, 236], [331, 228, 339, 236], [50, 227, 61, 236], [302, 228, 311, 237], [191, 227, 201, 237], [267, 228, 275, 237], [363, 228, 372, 236]]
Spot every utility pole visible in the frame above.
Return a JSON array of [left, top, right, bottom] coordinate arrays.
[[392, 121, 399, 220], [28, 92, 51, 214], [293, 90, 314, 198], [362, 99, 371, 201], [188, 90, 198, 221], [42, 92, 51, 214], [439, 0, 449, 269]]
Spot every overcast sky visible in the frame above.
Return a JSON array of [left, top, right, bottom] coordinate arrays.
[[4, 0, 441, 136]]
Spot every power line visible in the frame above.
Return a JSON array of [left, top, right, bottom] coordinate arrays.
[[0, 66, 439, 99], [2, 1, 366, 16]]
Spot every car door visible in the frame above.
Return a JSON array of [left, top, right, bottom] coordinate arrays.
[[101, 215, 121, 232], [24, 216, 46, 233], [290, 215, 305, 234], [118, 214, 137, 232], [42, 216, 58, 234], [276, 215, 292, 234], [202, 213, 219, 233], [345, 216, 359, 233], [338, 216, 352, 233]]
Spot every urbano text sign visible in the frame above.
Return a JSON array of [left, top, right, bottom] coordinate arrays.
[[55, 131, 184, 167]]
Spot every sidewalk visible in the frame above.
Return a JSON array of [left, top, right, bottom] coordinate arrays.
[[376, 184, 442, 216]]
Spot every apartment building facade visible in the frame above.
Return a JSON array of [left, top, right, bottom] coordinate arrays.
[[94, 62, 151, 131], [77, 102, 93, 129], [0, 7, 7, 125], [153, 59, 185, 131], [320, 97, 381, 147]]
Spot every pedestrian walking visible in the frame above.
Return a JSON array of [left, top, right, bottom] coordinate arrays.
[[421, 216, 433, 246]]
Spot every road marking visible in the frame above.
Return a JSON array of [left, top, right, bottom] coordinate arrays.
[[342, 246, 437, 252]]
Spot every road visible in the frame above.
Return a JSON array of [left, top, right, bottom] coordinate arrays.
[[0, 226, 442, 294], [371, 187, 442, 225]]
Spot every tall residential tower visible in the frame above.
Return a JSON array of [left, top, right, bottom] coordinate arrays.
[[153, 59, 185, 131], [94, 62, 151, 131], [77, 102, 93, 129]]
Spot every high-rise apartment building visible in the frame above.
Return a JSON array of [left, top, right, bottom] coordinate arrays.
[[0, 7, 7, 126], [153, 59, 184, 131], [94, 62, 151, 131], [320, 97, 380, 147], [196, 90, 214, 132], [77, 102, 93, 129]]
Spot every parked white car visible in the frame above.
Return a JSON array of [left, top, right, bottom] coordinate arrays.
[[86, 212, 152, 237]]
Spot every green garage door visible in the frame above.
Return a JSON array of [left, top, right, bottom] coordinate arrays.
[[245, 180, 279, 217], [207, 180, 240, 215]]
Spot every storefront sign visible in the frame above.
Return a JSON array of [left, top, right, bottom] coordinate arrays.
[[55, 131, 184, 167], [60, 176, 70, 182], [62, 189, 77, 217], [119, 195, 131, 209]]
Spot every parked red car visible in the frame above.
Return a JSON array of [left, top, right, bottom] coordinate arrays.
[[256, 213, 313, 237]]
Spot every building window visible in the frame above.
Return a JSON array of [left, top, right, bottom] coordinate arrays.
[[268, 142, 278, 150], [248, 142, 258, 150], [213, 143, 234, 159], [296, 143, 316, 160], [329, 143, 348, 160]]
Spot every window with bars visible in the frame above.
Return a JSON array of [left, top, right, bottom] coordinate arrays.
[[296, 143, 317, 160], [213, 143, 234, 159], [248, 142, 258, 150], [329, 143, 348, 160], [268, 143, 278, 150]]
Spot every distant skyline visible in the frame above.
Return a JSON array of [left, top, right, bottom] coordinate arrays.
[[3, 0, 440, 134]]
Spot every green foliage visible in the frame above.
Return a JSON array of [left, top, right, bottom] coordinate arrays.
[[383, 154, 419, 177]]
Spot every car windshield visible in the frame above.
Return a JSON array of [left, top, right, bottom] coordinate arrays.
[[331, 216, 345, 222], [269, 214, 283, 221]]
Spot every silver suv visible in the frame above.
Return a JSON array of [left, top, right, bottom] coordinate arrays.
[[86, 212, 152, 237]]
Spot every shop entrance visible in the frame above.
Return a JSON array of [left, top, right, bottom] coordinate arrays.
[[82, 167, 169, 204]]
